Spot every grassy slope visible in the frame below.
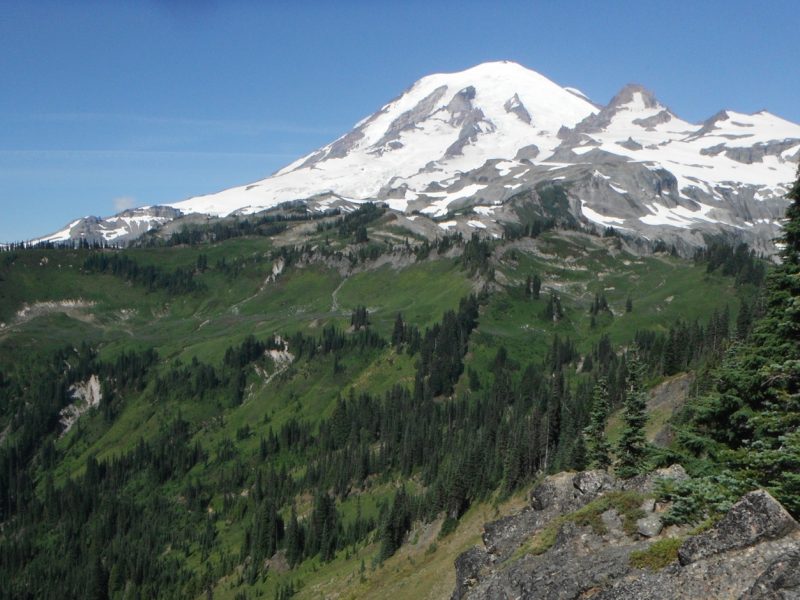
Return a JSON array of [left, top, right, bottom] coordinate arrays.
[[0, 228, 749, 599]]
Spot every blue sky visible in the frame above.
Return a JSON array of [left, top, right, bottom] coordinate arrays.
[[1, 0, 798, 241]]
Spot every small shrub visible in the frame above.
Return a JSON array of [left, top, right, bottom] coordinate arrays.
[[657, 472, 752, 525], [629, 537, 683, 570], [439, 515, 459, 539], [512, 491, 648, 560], [570, 490, 646, 536]]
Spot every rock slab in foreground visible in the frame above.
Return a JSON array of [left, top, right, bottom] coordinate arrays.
[[453, 470, 800, 600], [739, 548, 800, 599], [678, 490, 798, 565]]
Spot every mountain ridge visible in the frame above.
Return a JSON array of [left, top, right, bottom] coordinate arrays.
[[30, 61, 800, 253]]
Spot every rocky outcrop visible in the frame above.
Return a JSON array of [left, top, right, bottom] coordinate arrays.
[[620, 463, 689, 495], [740, 548, 800, 599], [677, 490, 798, 565], [32, 206, 182, 246], [452, 470, 800, 600], [59, 374, 103, 435], [452, 547, 491, 600]]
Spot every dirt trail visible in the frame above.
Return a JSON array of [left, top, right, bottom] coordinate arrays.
[[331, 277, 347, 313], [230, 258, 286, 315]]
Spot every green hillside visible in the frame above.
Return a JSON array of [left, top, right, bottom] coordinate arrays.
[[0, 211, 764, 599]]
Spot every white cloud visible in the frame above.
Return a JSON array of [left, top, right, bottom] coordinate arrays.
[[113, 196, 136, 211]]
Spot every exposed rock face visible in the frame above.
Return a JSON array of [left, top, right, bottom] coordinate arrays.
[[740, 548, 800, 599], [452, 470, 800, 600], [678, 490, 798, 565], [505, 93, 532, 124], [452, 547, 491, 600], [32, 206, 182, 246], [59, 374, 103, 435]]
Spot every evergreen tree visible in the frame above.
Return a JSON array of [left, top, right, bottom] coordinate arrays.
[[584, 378, 612, 469], [687, 166, 800, 514], [87, 553, 109, 600], [353, 226, 368, 243], [542, 292, 563, 322], [377, 487, 412, 562], [570, 432, 588, 471], [616, 351, 649, 478], [736, 299, 752, 339], [391, 313, 405, 348], [350, 305, 369, 330], [532, 274, 542, 299], [285, 505, 303, 567]]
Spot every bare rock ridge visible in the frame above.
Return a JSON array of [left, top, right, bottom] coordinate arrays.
[[31, 61, 800, 254], [452, 468, 800, 600]]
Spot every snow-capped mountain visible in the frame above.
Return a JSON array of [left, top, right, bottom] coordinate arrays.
[[168, 61, 598, 218], [34, 61, 800, 252], [35, 206, 181, 245]]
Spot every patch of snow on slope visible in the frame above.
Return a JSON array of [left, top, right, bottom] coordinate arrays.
[[473, 205, 499, 216], [639, 202, 721, 228], [385, 198, 409, 212], [102, 226, 129, 240], [420, 184, 488, 217], [572, 146, 595, 155], [580, 200, 625, 227], [37, 219, 81, 243], [495, 160, 519, 176], [610, 184, 628, 194]]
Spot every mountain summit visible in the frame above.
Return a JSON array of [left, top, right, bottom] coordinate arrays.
[[169, 61, 598, 218], [36, 61, 800, 252]]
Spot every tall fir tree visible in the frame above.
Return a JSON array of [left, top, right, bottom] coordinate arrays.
[[532, 274, 542, 299], [584, 377, 612, 469], [616, 351, 649, 478], [285, 505, 303, 567], [688, 166, 800, 514]]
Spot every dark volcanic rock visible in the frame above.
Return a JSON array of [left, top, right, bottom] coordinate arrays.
[[678, 490, 798, 565]]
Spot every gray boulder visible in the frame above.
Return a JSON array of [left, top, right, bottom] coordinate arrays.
[[636, 515, 664, 538], [679, 490, 798, 565], [622, 464, 689, 494], [530, 470, 614, 512], [574, 469, 616, 496]]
